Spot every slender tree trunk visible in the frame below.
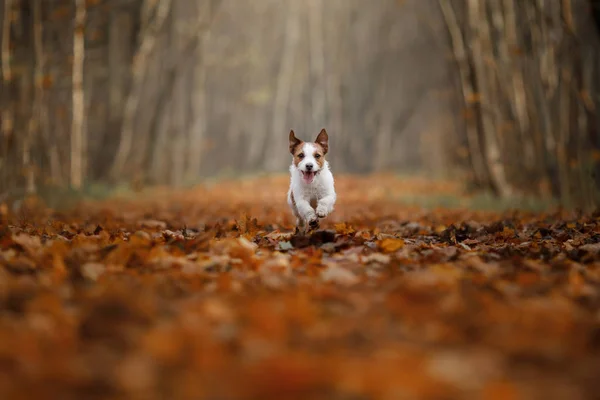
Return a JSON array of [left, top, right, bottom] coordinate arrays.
[[169, 0, 187, 187], [557, 67, 573, 206], [266, 1, 300, 172], [323, 0, 346, 171], [108, 9, 131, 132], [439, 0, 490, 187], [110, 0, 172, 180], [1, 0, 13, 192], [149, 39, 172, 183], [373, 74, 393, 171], [70, 0, 86, 189], [308, 0, 327, 128], [468, 0, 513, 197], [187, 30, 208, 181], [33, 1, 60, 186]]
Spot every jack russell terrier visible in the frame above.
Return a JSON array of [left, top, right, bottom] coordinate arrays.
[[287, 129, 336, 234]]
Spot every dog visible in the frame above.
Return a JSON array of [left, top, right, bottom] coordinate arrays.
[[287, 128, 336, 234]]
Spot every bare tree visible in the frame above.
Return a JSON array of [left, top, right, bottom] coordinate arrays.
[[0, 0, 598, 210], [1, 0, 13, 194], [186, 1, 213, 181], [110, 0, 172, 180], [266, 0, 300, 172], [307, 0, 327, 128], [71, 0, 86, 189], [439, 0, 600, 208], [467, 0, 513, 197]]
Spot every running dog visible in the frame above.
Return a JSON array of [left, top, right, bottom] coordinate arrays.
[[287, 129, 336, 234]]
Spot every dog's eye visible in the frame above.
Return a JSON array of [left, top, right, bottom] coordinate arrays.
[[298, 153, 304, 158], [315, 154, 321, 159]]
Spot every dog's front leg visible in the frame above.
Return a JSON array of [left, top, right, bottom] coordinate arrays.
[[316, 194, 336, 218], [294, 218, 306, 235], [295, 198, 317, 231]]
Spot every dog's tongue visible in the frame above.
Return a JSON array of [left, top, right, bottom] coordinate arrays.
[[303, 171, 315, 184]]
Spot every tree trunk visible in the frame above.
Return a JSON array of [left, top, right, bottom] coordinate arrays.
[[468, 0, 513, 197], [186, 29, 208, 181], [110, 0, 172, 180], [266, 1, 300, 172], [70, 0, 86, 189], [308, 0, 327, 128], [1, 0, 13, 193], [438, 0, 490, 188]]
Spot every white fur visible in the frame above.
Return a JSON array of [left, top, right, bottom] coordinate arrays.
[[287, 142, 336, 232], [296, 143, 318, 173]]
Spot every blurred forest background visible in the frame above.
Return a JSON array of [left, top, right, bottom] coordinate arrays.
[[1, 0, 600, 209]]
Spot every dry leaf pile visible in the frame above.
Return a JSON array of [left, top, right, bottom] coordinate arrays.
[[1, 175, 600, 399]]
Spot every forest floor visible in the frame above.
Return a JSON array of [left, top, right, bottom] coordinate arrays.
[[1, 175, 600, 399]]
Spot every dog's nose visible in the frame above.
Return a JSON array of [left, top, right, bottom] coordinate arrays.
[[305, 163, 314, 171]]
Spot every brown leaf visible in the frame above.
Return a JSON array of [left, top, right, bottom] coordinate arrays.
[[378, 237, 405, 253], [81, 262, 106, 281], [12, 233, 42, 256]]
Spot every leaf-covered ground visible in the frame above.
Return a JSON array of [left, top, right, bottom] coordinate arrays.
[[1, 175, 600, 399]]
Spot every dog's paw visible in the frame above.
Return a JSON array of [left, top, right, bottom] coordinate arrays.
[[316, 205, 329, 219], [308, 218, 320, 230], [302, 210, 317, 223]]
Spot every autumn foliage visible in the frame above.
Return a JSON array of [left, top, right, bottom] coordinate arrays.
[[1, 175, 600, 399]]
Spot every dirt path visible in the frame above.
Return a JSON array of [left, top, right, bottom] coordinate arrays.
[[1, 176, 599, 399]]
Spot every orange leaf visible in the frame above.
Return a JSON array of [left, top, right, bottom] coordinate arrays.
[[378, 238, 405, 253]]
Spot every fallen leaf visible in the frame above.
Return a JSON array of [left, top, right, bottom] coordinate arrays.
[[81, 262, 106, 281], [278, 241, 293, 251], [378, 238, 405, 253]]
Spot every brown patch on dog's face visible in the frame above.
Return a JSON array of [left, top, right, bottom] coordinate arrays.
[[312, 143, 326, 169], [292, 143, 306, 167]]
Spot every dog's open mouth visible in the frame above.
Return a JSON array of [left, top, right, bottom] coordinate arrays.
[[301, 170, 317, 184]]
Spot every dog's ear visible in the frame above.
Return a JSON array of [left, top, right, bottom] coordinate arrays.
[[315, 128, 328, 154], [289, 130, 302, 154]]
